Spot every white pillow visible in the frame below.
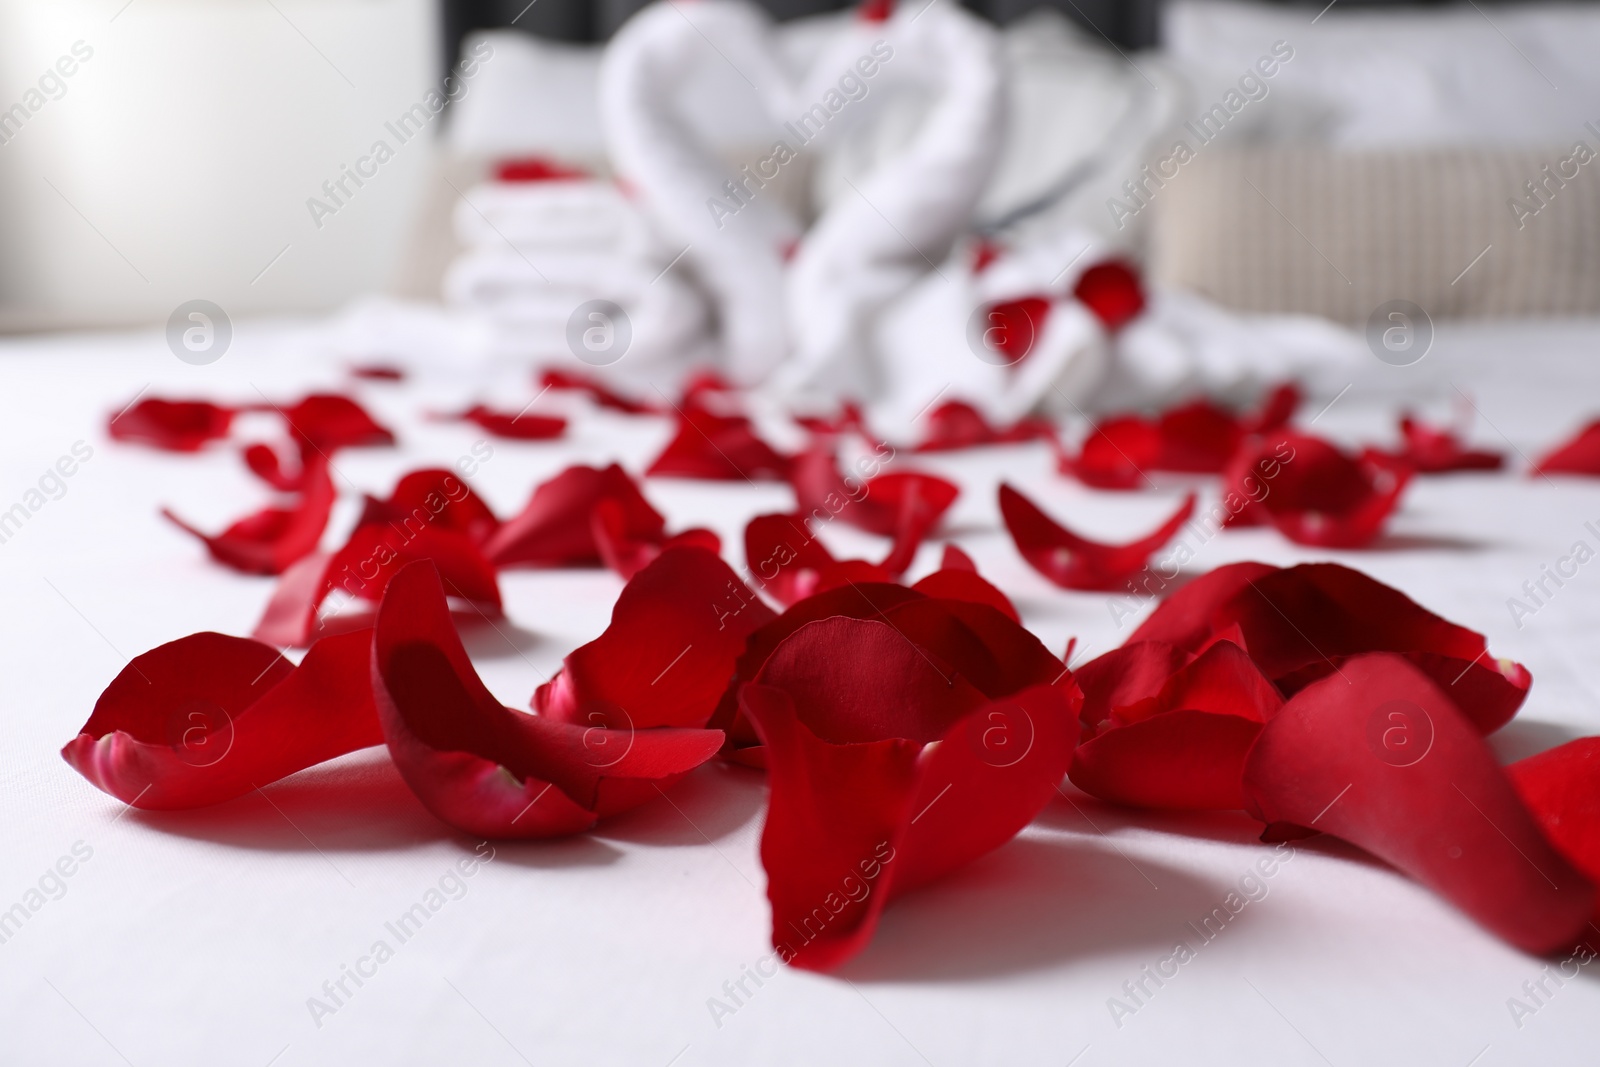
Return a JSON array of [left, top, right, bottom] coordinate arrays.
[[1164, 0, 1600, 148]]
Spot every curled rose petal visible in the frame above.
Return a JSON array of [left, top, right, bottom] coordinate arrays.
[[450, 405, 567, 441], [533, 546, 775, 730], [254, 523, 502, 648], [1507, 738, 1600, 887], [62, 629, 381, 810], [914, 400, 1053, 453], [163, 459, 335, 576], [538, 369, 660, 414], [1130, 561, 1530, 734], [744, 616, 1080, 970], [1070, 641, 1283, 810], [999, 483, 1196, 591], [272, 393, 395, 453], [1222, 431, 1408, 547], [242, 442, 312, 492], [592, 498, 721, 580], [1056, 417, 1159, 490], [791, 445, 958, 546], [358, 468, 500, 549], [108, 398, 235, 452], [372, 561, 723, 838], [485, 464, 665, 568], [1377, 414, 1503, 473], [910, 560, 1020, 623], [646, 406, 792, 481], [1241, 653, 1594, 954], [1533, 419, 1600, 476], [1073, 260, 1144, 330]]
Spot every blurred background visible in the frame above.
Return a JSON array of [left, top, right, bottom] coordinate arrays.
[[0, 0, 1595, 346]]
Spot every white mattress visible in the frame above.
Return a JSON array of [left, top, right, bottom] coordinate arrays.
[[4, 314, 1600, 1065]]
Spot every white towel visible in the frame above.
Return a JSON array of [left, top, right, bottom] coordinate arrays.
[[451, 180, 649, 255]]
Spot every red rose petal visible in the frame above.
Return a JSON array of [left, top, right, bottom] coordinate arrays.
[[61, 629, 381, 810], [1241, 653, 1594, 954], [910, 566, 1019, 623], [1223, 431, 1409, 546], [451, 405, 567, 441], [108, 398, 235, 452], [591, 498, 721, 580], [348, 363, 406, 382], [273, 393, 395, 454], [1057, 416, 1160, 490], [1508, 738, 1600, 885], [1380, 414, 1503, 473], [254, 523, 502, 648], [163, 459, 335, 576], [533, 546, 775, 730], [485, 464, 665, 568], [241, 442, 313, 492], [372, 561, 723, 838], [914, 400, 1053, 453], [495, 156, 588, 183], [647, 406, 792, 482], [1132, 561, 1530, 734], [999, 483, 1196, 591], [538, 370, 660, 415], [1071, 641, 1283, 810], [791, 446, 958, 542], [1074, 260, 1144, 330], [358, 468, 501, 549], [743, 513, 848, 606], [1533, 419, 1600, 476], [745, 618, 1079, 969]]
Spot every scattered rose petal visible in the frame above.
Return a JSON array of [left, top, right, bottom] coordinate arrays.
[[451, 405, 567, 441], [538, 370, 660, 414], [914, 401, 1054, 453], [1070, 641, 1283, 810], [485, 464, 665, 568], [534, 546, 776, 730], [1222, 431, 1408, 547], [349, 364, 406, 382], [1074, 260, 1144, 330], [979, 296, 1051, 364], [1130, 561, 1531, 735], [163, 459, 335, 576], [357, 468, 501, 549], [790, 445, 958, 559], [372, 561, 723, 838], [999, 484, 1196, 591], [61, 629, 380, 810], [647, 406, 792, 481], [1533, 420, 1600, 477], [592, 498, 721, 581], [109, 399, 235, 452], [743, 513, 887, 606], [272, 393, 396, 454], [1241, 653, 1594, 954], [1377, 414, 1503, 473], [1508, 737, 1600, 885], [744, 616, 1080, 969], [496, 156, 588, 182]]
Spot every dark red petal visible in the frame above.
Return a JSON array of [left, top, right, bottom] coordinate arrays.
[[62, 629, 380, 810], [349, 363, 406, 381], [1074, 260, 1144, 330], [358, 468, 501, 548], [485, 464, 665, 568], [1534, 420, 1600, 476], [647, 407, 792, 481], [1223, 432, 1409, 546], [1059, 416, 1160, 490], [275, 393, 395, 453], [1242, 383, 1302, 434], [1508, 738, 1600, 885], [108, 398, 235, 452], [1136, 562, 1529, 734], [534, 546, 775, 729], [591, 499, 720, 581], [940, 544, 977, 572], [914, 400, 1053, 453], [1070, 642, 1282, 810], [791, 446, 958, 541], [537, 370, 660, 414], [744, 513, 841, 606], [911, 568, 1019, 623], [747, 680, 1078, 970], [1155, 400, 1244, 473], [163, 459, 335, 576], [495, 156, 588, 182], [451, 405, 567, 441], [1242, 653, 1593, 954], [242, 442, 310, 492], [999, 484, 1195, 591], [1388, 414, 1503, 473], [254, 525, 502, 647], [372, 561, 723, 837]]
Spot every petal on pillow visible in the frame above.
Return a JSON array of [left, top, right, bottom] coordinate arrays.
[[999, 484, 1196, 591], [372, 561, 724, 838], [1241, 653, 1593, 954], [62, 629, 381, 810]]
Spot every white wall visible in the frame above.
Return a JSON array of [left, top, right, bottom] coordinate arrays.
[[0, 0, 440, 329]]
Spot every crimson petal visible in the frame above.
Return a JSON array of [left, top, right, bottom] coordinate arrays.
[[1241, 653, 1593, 954], [1383, 414, 1504, 473], [485, 464, 665, 568], [273, 393, 395, 453], [538, 370, 660, 414], [914, 400, 1053, 453], [647, 407, 792, 481], [534, 546, 775, 729], [358, 468, 501, 548], [1533, 420, 1600, 476], [1223, 431, 1408, 546], [1508, 738, 1600, 888], [109, 398, 235, 452], [999, 484, 1195, 591], [372, 561, 723, 837], [1074, 260, 1144, 330], [62, 629, 380, 810], [163, 459, 334, 576], [452, 405, 567, 441]]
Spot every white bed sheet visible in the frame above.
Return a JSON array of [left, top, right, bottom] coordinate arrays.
[[3, 314, 1600, 1066]]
